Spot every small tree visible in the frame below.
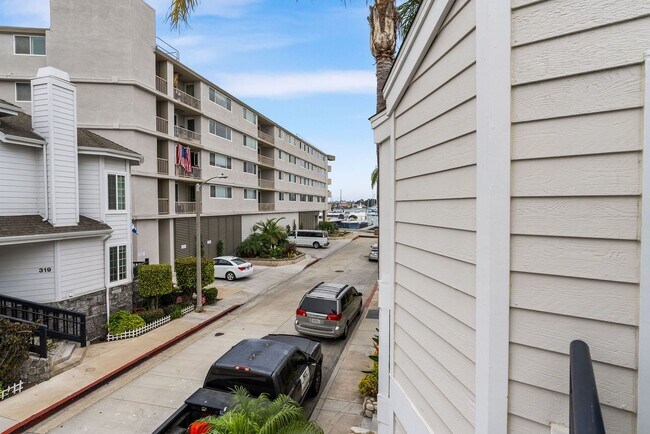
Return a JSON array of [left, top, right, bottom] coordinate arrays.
[[0, 318, 35, 386], [216, 240, 225, 257], [175, 257, 214, 296], [138, 264, 173, 309]]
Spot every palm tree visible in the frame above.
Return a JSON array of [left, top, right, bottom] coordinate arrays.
[[191, 387, 324, 434], [252, 217, 287, 248], [370, 167, 378, 190]]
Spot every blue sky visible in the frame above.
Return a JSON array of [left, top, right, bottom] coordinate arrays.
[[0, 0, 380, 200]]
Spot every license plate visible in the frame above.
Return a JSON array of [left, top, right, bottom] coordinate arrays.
[[309, 318, 323, 324]]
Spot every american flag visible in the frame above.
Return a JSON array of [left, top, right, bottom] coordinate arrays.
[[176, 143, 193, 173]]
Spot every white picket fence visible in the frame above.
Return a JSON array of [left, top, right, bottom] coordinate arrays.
[[0, 380, 23, 400], [107, 304, 196, 342]]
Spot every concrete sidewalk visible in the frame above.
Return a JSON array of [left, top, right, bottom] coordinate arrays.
[[312, 285, 379, 434], [0, 239, 357, 433]]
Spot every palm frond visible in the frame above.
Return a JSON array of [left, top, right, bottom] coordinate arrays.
[[258, 404, 306, 434], [397, 0, 422, 39], [370, 167, 378, 189], [278, 420, 325, 434], [166, 0, 201, 29]]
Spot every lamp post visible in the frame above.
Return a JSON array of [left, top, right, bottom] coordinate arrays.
[[195, 174, 227, 312]]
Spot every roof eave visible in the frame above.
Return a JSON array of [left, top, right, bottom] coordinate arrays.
[[0, 228, 113, 246], [77, 146, 143, 164], [0, 132, 46, 148]]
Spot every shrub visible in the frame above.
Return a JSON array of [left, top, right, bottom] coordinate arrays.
[[175, 257, 214, 294], [216, 240, 225, 257], [235, 233, 266, 258], [282, 242, 299, 258], [160, 290, 184, 307], [108, 311, 145, 335], [138, 264, 173, 309], [317, 221, 339, 235], [0, 318, 35, 385], [203, 287, 218, 305], [137, 308, 166, 324], [170, 306, 183, 319], [358, 362, 378, 398]]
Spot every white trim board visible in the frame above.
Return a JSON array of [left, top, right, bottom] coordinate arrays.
[[390, 376, 433, 434], [637, 50, 650, 433], [475, 0, 511, 432]]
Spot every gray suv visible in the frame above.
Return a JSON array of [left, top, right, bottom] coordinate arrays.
[[295, 282, 363, 339]]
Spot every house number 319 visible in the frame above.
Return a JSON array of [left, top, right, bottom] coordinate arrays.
[[38, 267, 52, 273]]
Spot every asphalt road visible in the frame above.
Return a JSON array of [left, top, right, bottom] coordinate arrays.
[[33, 237, 378, 433]]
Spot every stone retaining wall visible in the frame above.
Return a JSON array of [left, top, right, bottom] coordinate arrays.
[[245, 253, 305, 267], [20, 354, 51, 385]]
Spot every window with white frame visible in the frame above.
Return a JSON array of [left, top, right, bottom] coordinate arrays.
[[289, 193, 297, 201], [243, 135, 258, 150], [210, 152, 232, 169], [289, 155, 297, 164], [243, 108, 257, 124], [279, 192, 285, 201], [288, 136, 295, 146], [109, 245, 127, 282], [289, 173, 296, 183], [209, 87, 231, 110], [14, 35, 45, 55], [300, 194, 307, 202], [15, 82, 30, 102], [243, 161, 257, 174], [278, 150, 284, 160], [210, 185, 232, 198], [279, 130, 285, 139], [278, 171, 284, 180], [108, 174, 126, 211], [244, 188, 257, 200], [209, 120, 232, 140]]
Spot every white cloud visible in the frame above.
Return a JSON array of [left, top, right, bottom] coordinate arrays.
[[145, 0, 261, 19], [214, 70, 375, 98], [0, 0, 49, 27]]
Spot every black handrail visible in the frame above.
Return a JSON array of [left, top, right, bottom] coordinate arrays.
[[0, 294, 86, 347], [569, 340, 605, 434], [0, 314, 48, 358]]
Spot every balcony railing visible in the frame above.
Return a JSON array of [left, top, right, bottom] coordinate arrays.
[[328, 178, 332, 185], [157, 158, 168, 175], [176, 201, 196, 214], [173, 87, 201, 110], [258, 154, 275, 167], [258, 179, 275, 189], [156, 36, 179, 60], [259, 202, 275, 212], [258, 129, 275, 144], [158, 198, 169, 214], [155, 76, 168, 94], [156, 116, 168, 134], [175, 165, 202, 179], [175, 125, 201, 143]]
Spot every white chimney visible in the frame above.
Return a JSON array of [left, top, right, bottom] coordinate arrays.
[[31, 67, 79, 227]]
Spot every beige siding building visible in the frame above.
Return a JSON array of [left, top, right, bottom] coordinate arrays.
[[0, 0, 333, 266], [372, 0, 649, 432]]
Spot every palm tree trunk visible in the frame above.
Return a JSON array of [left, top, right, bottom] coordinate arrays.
[[375, 55, 393, 113]]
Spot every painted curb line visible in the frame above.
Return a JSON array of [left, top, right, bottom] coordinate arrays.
[[4, 303, 242, 434]]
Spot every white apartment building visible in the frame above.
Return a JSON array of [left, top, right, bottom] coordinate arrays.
[[0, 0, 333, 266], [0, 67, 141, 340]]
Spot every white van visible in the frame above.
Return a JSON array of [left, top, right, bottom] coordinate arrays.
[[288, 230, 330, 249]]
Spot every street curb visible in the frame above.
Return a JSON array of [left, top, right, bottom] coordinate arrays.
[[4, 303, 242, 434], [304, 257, 321, 269]]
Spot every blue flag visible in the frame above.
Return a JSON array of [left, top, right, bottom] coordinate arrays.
[[131, 224, 139, 235]]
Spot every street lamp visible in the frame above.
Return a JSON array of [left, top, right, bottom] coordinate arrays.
[[195, 174, 227, 312]]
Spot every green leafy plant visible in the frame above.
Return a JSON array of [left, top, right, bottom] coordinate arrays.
[[137, 308, 166, 324], [0, 318, 35, 385], [358, 363, 378, 398], [174, 257, 214, 295], [194, 387, 323, 434], [216, 240, 225, 257], [170, 306, 183, 319], [236, 233, 266, 258], [317, 221, 339, 235], [137, 264, 173, 309], [203, 287, 218, 305], [108, 311, 145, 335]]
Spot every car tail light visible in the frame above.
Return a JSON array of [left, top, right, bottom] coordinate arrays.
[[326, 313, 342, 321], [234, 365, 251, 372], [238, 266, 247, 271], [296, 308, 307, 317]]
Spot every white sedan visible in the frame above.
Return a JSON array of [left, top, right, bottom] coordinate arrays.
[[213, 256, 253, 281]]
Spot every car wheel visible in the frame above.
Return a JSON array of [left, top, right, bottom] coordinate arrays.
[[313, 242, 320, 249], [225, 271, 236, 281], [308, 364, 322, 397], [341, 322, 349, 340]]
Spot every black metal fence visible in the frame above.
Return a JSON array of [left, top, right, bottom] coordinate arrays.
[[569, 340, 605, 434], [0, 294, 86, 349]]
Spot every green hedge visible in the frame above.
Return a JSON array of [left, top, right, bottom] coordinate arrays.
[[204, 287, 218, 305], [108, 311, 145, 335], [138, 264, 173, 309], [174, 257, 214, 293], [0, 318, 35, 385], [137, 308, 166, 324]]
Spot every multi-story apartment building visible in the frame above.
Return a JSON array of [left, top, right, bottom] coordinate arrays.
[[0, 0, 333, 265]]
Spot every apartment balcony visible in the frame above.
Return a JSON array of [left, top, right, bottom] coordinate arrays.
[[174, 125, 201, 143], [176, 201, 196, 214], [259, 202, 275, 212], [258, 179, 275, 190], [328, 178, 332, 185], [156, 116, 168, 134], [257, 129, 275, 145], [158, 198, 169, 214], [157, 158, 168, 175], [155, 76, 167, 94], [173, 87, 201, 110], [328, 165, 332, 172], [257, 154, 274, 167], [156, 37, 179, 60], [175, 165, 202, 179]]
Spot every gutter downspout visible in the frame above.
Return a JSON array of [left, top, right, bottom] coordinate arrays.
[[42, 144, 49, 222], [102, 233, 112, 324]]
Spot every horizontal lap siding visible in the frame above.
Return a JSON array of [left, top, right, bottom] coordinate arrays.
[[393, 0, 477, 429], [509, 1, 645, 430], [59, 238, 105, 299]]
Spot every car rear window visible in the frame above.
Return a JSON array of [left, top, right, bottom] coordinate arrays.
[[204, 369, 276, 397], [231, 258, 246, 265], [300, 297, 337, 314]]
